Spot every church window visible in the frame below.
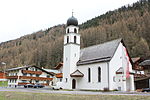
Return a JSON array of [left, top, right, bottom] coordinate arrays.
[[98, 67, 101, 82], [67, 29, 69, 33], [67, 36, 69, 43], [113, 76, 115, 82], [74, 28, 77, 33], [74, 53, 76, 57], [88, 68, 91, 82], [66, 78, 68, 83], [74, 36, 77, 43]]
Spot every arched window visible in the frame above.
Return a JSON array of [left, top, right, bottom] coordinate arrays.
[[74, 28, 77, 33], [67, 29, 69, 33], [98, 67, 101, 82], [74, 36, 76, 43], [88, 68, 91, 82], [67, 36, 69, 43]]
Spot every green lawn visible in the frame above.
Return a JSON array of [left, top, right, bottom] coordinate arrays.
[[0, 91, 150, 100], [0, 81, 8, 87]]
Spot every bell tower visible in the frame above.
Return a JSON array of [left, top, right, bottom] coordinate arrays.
[[62, 14, 80, 89]]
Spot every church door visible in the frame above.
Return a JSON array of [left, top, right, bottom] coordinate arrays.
[[72, 79, 76, 89]]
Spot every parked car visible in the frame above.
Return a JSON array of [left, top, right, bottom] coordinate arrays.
[[24, 84, 34, 88], [141, 88, 150, 92], [52, 86, 63, 90], [52, 82, 63, 90], [33, 84, 44, 88]]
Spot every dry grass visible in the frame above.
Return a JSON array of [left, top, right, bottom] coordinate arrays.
[[0, 91, 150, 100]]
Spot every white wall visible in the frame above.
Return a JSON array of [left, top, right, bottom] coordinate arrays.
[[62, 44, 80, 89], [76, 62, 108, 90], [109, 42, 134, 91], [109, 42, 123, 90]]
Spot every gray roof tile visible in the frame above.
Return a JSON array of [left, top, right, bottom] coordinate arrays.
[[139, 59, 150, 66], [77, 38, 122, 65]]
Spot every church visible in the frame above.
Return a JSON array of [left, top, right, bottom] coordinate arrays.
[[57, 15, 135, 91]]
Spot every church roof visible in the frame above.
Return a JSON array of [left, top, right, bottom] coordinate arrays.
[[77, 38, 122, 65]]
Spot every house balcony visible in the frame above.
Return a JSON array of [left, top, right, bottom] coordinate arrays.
[[19, 76, 53, 81], [22, 70, 42, 75], [6, 76, 18, 79], [18, 82, 49, 86], [134, 73, 146, 78], [18, 82, 34, 85], [133, 65, 144, 71], [7, 75, 53, 81], [56, 73, 63, 78]]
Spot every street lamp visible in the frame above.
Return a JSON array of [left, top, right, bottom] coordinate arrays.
[[1, 62, 6, 87]]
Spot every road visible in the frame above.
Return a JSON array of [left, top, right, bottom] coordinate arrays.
[[0, 87, 150, 96]]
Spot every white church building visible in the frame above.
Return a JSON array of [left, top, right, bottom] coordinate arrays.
[[58, 15, 135, 91]]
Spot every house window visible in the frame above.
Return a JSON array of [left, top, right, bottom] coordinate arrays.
[[88, 68, 91, 82], [67, 29, 69, 33], [74, 28, 77, 33], [36, 80, 39, 83], [36, 74, 39, 77], [23, 73, 27, 76], [67, 36, 69, 43], [32, 68, 35, 71], [47, 80, 50, 84], [98, 67, 101, 82]]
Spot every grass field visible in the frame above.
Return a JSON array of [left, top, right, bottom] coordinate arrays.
[[0, 91, 150, 100], [0, 81, 8, 87]]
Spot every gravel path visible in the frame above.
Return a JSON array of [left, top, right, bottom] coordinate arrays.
[[0, 87, 150, 96]]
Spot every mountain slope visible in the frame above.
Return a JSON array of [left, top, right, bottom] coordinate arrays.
[[0, 0, 150, 69]]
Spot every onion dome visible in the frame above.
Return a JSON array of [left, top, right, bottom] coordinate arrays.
[[67, 16, 78, 26]]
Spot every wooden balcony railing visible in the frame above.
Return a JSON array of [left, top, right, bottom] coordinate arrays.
[[41, 83, 49, 86], [19, 76, 53, 81], [134, 73, 146, 78], [6, 76, 18, 79], [56, 73, 63, 78], [22, 70, 42, 75], [6, 75, 53, 81], [18, 82, 49, 86], [18, 82, 34, 85]]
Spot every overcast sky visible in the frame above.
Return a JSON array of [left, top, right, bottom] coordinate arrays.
[[0, 0, 139, 43]]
